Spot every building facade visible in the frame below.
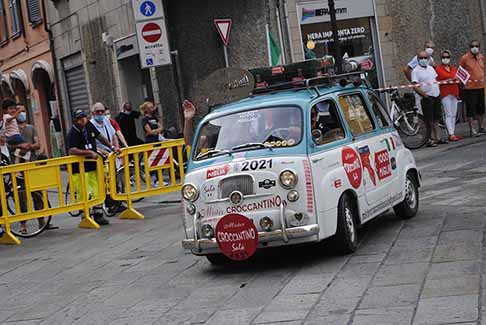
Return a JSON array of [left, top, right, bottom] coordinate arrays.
[[287, 0, 486, 89], [46, 0, 486, 144], [46, 0, 285, 138], [0, 0, 60, 156]]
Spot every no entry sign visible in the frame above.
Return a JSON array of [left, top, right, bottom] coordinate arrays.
[[215, 214, 258, 261], [136, 19, 171, 68], [141, 22, 162, 43]]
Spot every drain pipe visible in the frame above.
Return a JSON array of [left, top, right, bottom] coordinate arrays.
[[480, 0, 486, 48], [283, 0, 295, 63]]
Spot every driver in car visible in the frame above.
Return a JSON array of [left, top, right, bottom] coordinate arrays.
[[311, 101, 345, 145]]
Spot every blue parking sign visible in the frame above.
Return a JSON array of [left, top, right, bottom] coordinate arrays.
[[140, 1, 156, 17], [146, 58, 154, 66]]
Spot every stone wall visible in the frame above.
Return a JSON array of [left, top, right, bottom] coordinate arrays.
[[47, 0, 284, 130]]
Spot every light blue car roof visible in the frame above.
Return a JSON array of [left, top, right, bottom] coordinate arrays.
[[188, 84, 374, 171], [200, 86, 343, 122]]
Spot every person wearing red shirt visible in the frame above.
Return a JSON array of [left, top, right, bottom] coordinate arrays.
[[436, 50, 463, 141], [106, 109, 128, 147]]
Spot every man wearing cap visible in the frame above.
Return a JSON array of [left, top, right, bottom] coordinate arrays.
[[67, 109, 118, 226]]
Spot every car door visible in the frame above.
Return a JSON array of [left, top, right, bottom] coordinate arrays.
[[308, 98, 362, 238], [367, 91, 400, 190], [338, 92, 393, 213]]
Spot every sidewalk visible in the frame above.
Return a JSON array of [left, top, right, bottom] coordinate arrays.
[[413, 122, 486, 162]]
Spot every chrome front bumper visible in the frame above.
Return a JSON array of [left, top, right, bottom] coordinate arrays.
[[182, 224, 320, 254]]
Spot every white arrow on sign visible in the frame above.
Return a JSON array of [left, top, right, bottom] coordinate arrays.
[[214, 19, 232, 46]]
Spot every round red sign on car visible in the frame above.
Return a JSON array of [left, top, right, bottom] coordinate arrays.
[[342, 147, 362, 189], [215, 214, 259, 261]]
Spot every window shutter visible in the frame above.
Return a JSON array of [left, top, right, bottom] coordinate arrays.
[[0, 0, 7, 41], [27, 0, 41, 24], [8, 0, 20, 34]]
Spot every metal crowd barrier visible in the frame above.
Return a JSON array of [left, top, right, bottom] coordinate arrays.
[[0, 156, 105, 245], [106, 139, 185, 220]]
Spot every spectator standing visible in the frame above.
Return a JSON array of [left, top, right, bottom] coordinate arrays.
[[89, 103, 120, 155], [435, 50, 463, 141], [403, 41, 436, 112], [141, 101, 164, 143], [459, 40, 486, 137], [17, 108, 58, 233], [106, 109, 128, 147], [67, 110, 115, 226], [411, 50, 444, 147], [403, 40, 436, 82], [116, 102, 143, 146]]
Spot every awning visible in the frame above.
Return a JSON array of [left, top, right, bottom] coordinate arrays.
[[10, 69, 30, 91], [32, 60, 55, 83], [1, 74, 14, 94]]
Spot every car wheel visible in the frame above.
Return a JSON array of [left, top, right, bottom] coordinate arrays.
[[334, 193, 358, 254], [393, 173, 419, 219], [206, 254, 231, 266]]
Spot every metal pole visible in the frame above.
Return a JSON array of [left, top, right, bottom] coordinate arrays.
[[329, 0, 342, 74], [223, 46, 229, 67], [265, 23, 273, 66]]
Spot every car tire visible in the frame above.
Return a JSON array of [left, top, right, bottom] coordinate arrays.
[[206, 254, 230, 266], [334, 193, 358, 254], [393, 173, 419, 220]]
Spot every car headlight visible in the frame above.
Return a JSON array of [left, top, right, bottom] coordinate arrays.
[[279, 170, 298, 189], [182, 184, 199, 202]]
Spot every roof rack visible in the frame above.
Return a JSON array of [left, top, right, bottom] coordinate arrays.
[[250, 71, 370, 96]]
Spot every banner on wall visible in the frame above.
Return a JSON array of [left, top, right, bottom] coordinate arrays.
[[297, 0, 375, 25]]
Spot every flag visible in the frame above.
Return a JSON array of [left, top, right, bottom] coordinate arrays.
[[268, 31, 281, 66]]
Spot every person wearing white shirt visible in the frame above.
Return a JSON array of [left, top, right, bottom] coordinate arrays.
[[411, 50, 443, 147], [89, 102, 119, 155]]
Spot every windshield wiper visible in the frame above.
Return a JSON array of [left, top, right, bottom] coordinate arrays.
[[231, 142, 273, 152], [195, 149, 232, 160]]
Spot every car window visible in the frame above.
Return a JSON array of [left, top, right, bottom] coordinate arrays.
[[338, 94, 375, 136], [194, 106, 303, 160], [310, 100, 346, 145], [368, 92, 392, 128]]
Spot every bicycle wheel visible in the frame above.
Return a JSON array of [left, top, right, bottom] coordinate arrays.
[[8, 191, 52, 238], [65, 183, 82, 217], [397, 112, 430, 149]]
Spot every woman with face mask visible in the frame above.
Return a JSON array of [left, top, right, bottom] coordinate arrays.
[[435, 50, 462, 141]]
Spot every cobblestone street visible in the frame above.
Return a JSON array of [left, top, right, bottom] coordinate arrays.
[[0, 126, 484, 325]]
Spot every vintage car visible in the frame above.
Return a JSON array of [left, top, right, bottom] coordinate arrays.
[[181, 73, 420, 265]]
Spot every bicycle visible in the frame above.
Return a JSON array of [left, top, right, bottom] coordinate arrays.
[[0, 157, 52, 238], [389, 90, 430, 149]]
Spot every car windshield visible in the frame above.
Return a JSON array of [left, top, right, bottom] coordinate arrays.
[[193, 106, 303, 160]]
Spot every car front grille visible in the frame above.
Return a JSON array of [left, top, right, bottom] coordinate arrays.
[[220, 175, 254, 198]]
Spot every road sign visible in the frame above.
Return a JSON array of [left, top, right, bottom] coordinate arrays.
[[214, 19, 232, 46], [141, 22, 162, 43], [132, 0, 164, 21], [136, 19, 171, 68]]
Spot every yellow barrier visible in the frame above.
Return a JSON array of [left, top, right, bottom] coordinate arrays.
[[0, 156, 106, 245], [107, 139, 185, 220]]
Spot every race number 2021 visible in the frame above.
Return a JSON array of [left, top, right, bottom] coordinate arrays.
[[241, 159, 273, 171]]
